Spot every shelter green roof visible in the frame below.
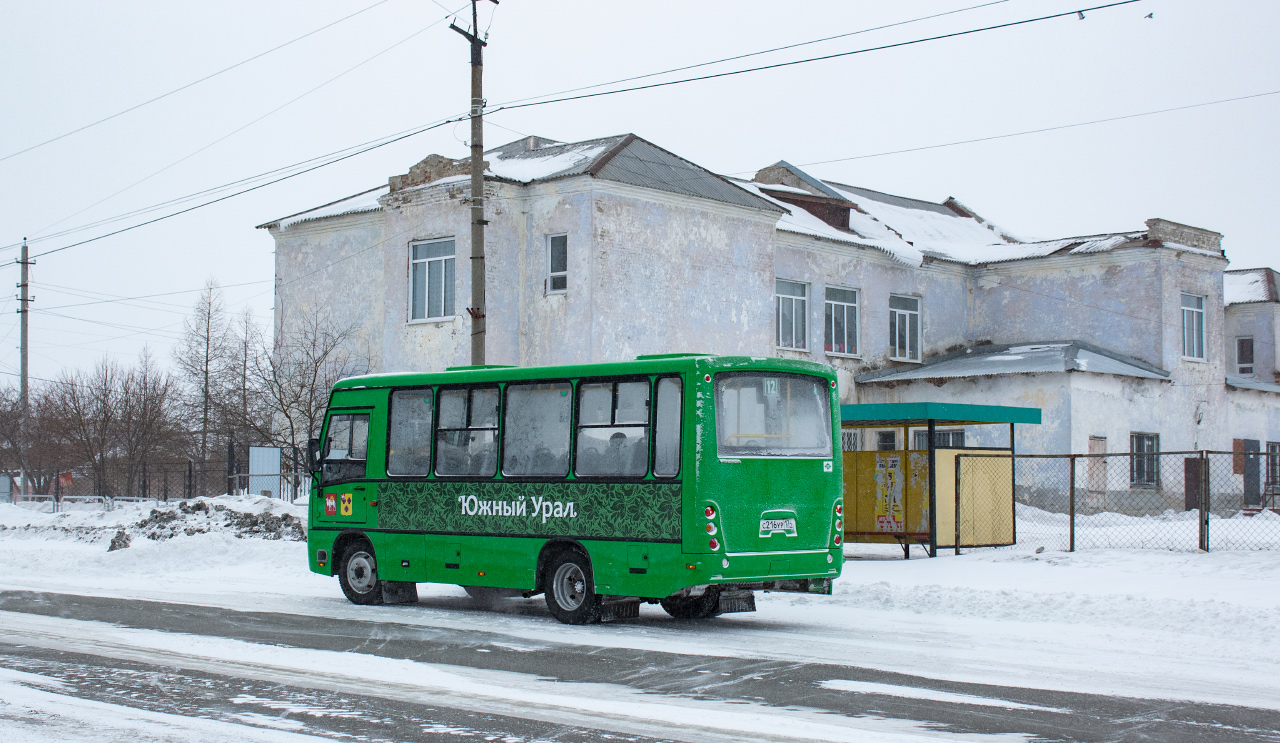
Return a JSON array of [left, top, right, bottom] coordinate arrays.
[[840, 402, 1040, 427]]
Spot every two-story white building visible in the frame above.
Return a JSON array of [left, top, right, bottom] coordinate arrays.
[[258, 133, 1280, 463]]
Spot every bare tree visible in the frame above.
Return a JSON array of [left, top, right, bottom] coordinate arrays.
[[116, 349, 180, 498], [212, 307, 267, 449], [0, 385, 70, 495], [47, 360, 122, 498], [173, 280, 232, 461], [252, 313, 369, 469]]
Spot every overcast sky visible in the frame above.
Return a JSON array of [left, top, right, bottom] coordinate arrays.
[[1, 0, 1276, 381]]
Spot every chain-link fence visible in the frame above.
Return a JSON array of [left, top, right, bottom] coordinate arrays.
[[956, 451, 1280, 552], [7, 457, 309, 512]]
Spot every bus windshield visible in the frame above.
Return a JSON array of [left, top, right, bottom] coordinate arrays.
[[715, 372, 832, 458]]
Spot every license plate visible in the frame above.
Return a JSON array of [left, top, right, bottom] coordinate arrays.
[[760, 518, 797, 536]]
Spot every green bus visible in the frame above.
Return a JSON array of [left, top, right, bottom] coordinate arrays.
[[305, 354, 843, 624]]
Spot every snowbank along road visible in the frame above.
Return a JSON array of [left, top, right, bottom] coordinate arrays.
[[0, 497, 1278, 741]]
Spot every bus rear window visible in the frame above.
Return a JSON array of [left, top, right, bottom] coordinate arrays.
[[715, 373, 832, 458]]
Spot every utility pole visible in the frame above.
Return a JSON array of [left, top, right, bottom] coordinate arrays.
[[451, 0, 496, 366], [15, 239, 32, 498]]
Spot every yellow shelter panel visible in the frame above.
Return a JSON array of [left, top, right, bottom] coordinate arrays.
[[844, 450, 929, 543], [959, 455, 1014, 546], [934, 448, 959, 548]]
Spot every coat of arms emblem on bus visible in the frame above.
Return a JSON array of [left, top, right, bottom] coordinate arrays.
[[340, 493, 353, 517], [324, 493, 337, 516]]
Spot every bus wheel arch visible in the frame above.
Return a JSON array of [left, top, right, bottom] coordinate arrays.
[[537, 540, 601, 625], [334, 531, 384, 606]]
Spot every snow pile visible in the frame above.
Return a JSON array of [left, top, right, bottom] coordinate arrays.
[[0, 495, 307, 548]]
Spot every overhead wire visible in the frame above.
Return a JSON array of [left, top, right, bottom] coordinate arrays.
[[29, 2, 470, 241], [0, 0, 397, 164], [10, 0, 1147, 262]]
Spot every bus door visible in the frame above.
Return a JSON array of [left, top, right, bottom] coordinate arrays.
[[318, 410, 373, 524]]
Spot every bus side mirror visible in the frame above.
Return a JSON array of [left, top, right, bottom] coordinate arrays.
[[307, 438, 322, 474]]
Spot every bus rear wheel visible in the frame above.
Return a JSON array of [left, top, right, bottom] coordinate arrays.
[[660, 588, 721, 619], [544, 551, 601, 625], [338, 539, 384, 606]]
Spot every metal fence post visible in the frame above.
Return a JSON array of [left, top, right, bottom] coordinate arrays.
[[1068, 455, 1076, 552], [186, 460, 193, 499], [1199, 450, 1210, 552], [954, 454, 962, 555]]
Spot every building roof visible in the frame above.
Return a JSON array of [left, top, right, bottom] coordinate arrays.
[[854, 341, 1171, 385], [1224, 268, 1279, 305], [1226, 375, 1280, 394], [256, 185, 387, 230]]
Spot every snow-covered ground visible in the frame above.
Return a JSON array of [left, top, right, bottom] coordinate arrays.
[[0, 496, 1277, 713]]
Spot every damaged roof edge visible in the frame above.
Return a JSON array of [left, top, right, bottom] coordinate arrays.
[[256, 185, 387, 230], [854, 340, 1171, 384]]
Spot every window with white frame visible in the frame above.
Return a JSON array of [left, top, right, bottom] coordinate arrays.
[[1236, 337, 1254, 375], [410, 239, 455, 320], [1180, 293, 1205, 359], [1130, 432, 1159, 488], [547, 234, 567, 293], [824, 287, 858, 356], [888, 295, 921, 361], [776, 279, 808, 350]]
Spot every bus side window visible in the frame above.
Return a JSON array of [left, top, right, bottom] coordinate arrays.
[[322, 413, 370, 485], [388, 389, 434, 476], [653, 377, 682, 477], [436, 387, 500, 477], [575, 380, 650, 478], [502, 382, 571, 477]]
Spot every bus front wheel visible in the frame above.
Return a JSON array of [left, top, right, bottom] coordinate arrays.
[[338, 539, 384, 606], [544, 551, 601, 625], [660, 588, 721, 619]]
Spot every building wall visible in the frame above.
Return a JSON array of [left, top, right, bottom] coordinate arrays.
[[1225, 302, 1279, 382]]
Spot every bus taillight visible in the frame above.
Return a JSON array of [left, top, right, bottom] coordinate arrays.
[[835, 503, 843, 517], [705, 522, 717, 536], [704, 505, 716, 519], [834, 534, 842, 546], [709, 537, 720, 551]]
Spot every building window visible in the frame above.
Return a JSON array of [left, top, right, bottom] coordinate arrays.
[[913, 430, 965, 449], [824, 287, 858, 356], [1268, 442, 1280, 494], [889, 295, 921, 361], [410, 239, 455, 320], [1236, 337, 1254, 375], [1130, 432, 1159, 488], [876, 431, 897, 451], [1180, 293, 1205, 360], [547, 234, 567, 293], [776, 279, 808, 350]]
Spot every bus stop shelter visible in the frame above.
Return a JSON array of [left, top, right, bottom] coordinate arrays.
[[840, 402, 1041, 558]]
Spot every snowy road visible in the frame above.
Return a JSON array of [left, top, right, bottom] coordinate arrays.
[[0, 590, 1276, 742]]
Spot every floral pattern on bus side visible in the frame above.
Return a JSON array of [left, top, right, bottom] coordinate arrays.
[[377, 480, 681, 541]]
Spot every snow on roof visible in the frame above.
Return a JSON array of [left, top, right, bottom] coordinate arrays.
[[733, 179, 923, 266], [928, 234, 1141, 265], [855, 341, 1170, 384], [1224, 269, 1278, 305], [485, 138, 615, 183], [259, 185, 387, 230], [825, 182, 1011, 252]]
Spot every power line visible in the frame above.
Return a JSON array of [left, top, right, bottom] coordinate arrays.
[[486, 0, 1147, 116], [8, 0, 1146, 264], [496, 0, 1017, 108], [29, 280, 270, 313], [26, 114, 470, 260], [793, 89, 1280, 168], [0, 0, 396, 164], [29, 3, 469, 242]]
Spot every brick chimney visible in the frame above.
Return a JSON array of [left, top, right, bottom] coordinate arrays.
[[1145, 218, 1223, 255]]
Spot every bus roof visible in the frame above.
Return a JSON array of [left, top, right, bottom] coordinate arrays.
[[331, 355, 836, 391]]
